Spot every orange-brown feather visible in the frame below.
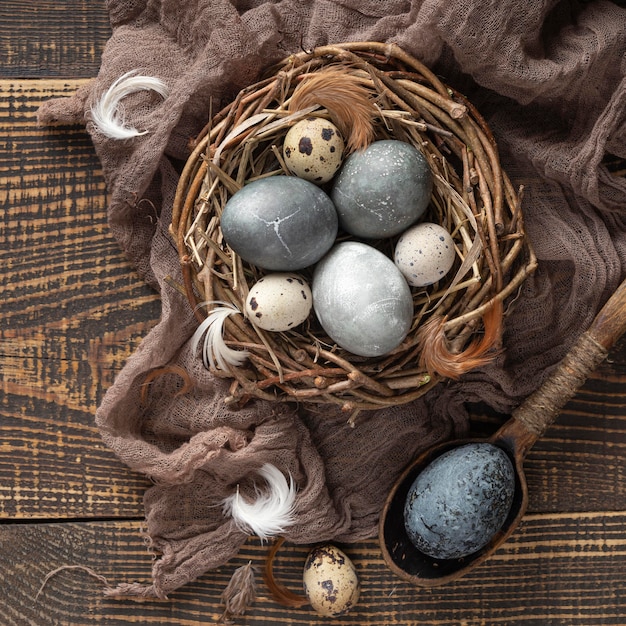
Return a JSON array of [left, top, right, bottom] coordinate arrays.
[[417, 299, 503, 379], [140, 365, 193, 405], [263, 537, 309, 608], [288, 67, 377, 152]]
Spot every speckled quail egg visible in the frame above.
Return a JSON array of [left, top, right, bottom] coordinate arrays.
[[394, 222, 456, 287], [303, 544, 360, 617], [404, 443, 515, 560], [245, 273, 312, 332], [283, 117, 345, 184]]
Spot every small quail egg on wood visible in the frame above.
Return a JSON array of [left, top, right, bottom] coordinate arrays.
[[245, 273, 312, 332], [283, 117, 345, 184], [394, 222, 456, 287], [303, 544, 360, 617]]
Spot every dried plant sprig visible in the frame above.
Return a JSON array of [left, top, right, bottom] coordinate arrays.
[[417, 299, 503, 379], [191, 301, 249, 371], [220, 561, 257, 623], [288, 66, 377, 151], [140, 364, 194, 405], [91, 70, 168, 139], [222, 464, 297, 542]]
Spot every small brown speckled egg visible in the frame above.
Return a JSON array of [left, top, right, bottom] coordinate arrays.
[[302, 544, 360, 618], [394, 222, 456, 287], [283, 118, 345, 184], [245, 273, 312, 332]]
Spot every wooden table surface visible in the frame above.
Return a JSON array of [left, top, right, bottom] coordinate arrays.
[[1, 2, 625, 624]]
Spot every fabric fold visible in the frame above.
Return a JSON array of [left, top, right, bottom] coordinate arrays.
[[38, 0, 626, 600]]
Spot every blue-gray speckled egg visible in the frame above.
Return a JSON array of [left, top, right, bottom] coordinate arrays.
[[221, 176, 338, 271], [404, 443, 515, 559], [312, 241, 413, 357], [331, 139, 432, 239]]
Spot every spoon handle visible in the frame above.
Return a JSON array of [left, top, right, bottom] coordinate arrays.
[[512, 278, 626, 442]]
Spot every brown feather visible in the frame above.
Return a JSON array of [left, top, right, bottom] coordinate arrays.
[[220, 562, 257, 622], [417, 299, 503, 379], [263, 537, 309, 608], [288, 66, 377, 152], [140, 365, 193, 405]]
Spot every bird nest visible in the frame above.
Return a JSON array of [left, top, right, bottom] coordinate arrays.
[[170, 42, 537, 416]]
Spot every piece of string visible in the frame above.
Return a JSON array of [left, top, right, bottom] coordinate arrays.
[[34, 565, 116, 604], [263, 537, 309, 608], [513, 332, 609, 436]]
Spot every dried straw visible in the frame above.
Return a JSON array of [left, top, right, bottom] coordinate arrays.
[[170, 42, 537, 411]]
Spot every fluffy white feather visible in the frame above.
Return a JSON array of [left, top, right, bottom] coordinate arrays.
[[191, 301, 249, 371], [222, 464, 297, 542], [91, 70, 168, 139]]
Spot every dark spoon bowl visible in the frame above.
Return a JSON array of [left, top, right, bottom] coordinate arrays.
[[380, 278, 626, 586], [379, 421, 529, 586]]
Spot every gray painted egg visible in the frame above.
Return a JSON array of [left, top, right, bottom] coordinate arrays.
[[331, 139, 432, 238], [312, 241, 413, 357], [221, 176, 338, 271], [404, 443, 515, 559]]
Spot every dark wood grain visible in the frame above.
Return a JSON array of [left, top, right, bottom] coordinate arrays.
[[1, 515, 625, 625], [0, 2, 111, 78], [1, 2, 625, 623], [472, 370, 626, 514], [0, 80, 158, 520]]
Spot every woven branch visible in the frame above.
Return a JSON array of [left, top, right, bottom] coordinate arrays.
[[170, 42, 537, 411]]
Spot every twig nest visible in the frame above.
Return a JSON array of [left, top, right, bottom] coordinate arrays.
[[171, 42, 537, 410]]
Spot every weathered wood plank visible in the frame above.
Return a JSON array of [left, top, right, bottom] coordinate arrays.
[[2, 515, 625, 625], [1, 82, 625, 531], [0, 79, 162, 361], [471, 367, 626, 514], [2, 343, 625, 521], [0, 395, 151, 520], [0, 1, 111, 78], [0, 79, 159, 520]]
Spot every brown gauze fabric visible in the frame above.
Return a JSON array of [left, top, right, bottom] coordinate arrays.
[[38, 0, 626, 599]]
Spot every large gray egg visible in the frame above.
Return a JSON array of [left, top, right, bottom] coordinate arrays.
[[221, 176, 338, 271], [312, 241, 413, 357], [331, 139, 432, 239], [404, 443, 515, 560]]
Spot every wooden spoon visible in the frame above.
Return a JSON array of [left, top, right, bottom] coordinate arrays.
[[379, 278, 626, 586]]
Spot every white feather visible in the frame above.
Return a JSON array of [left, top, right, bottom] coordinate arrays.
[[222, 464, 297, 542], [191, 301, 249, 371], [91, 70, 168, 139]]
